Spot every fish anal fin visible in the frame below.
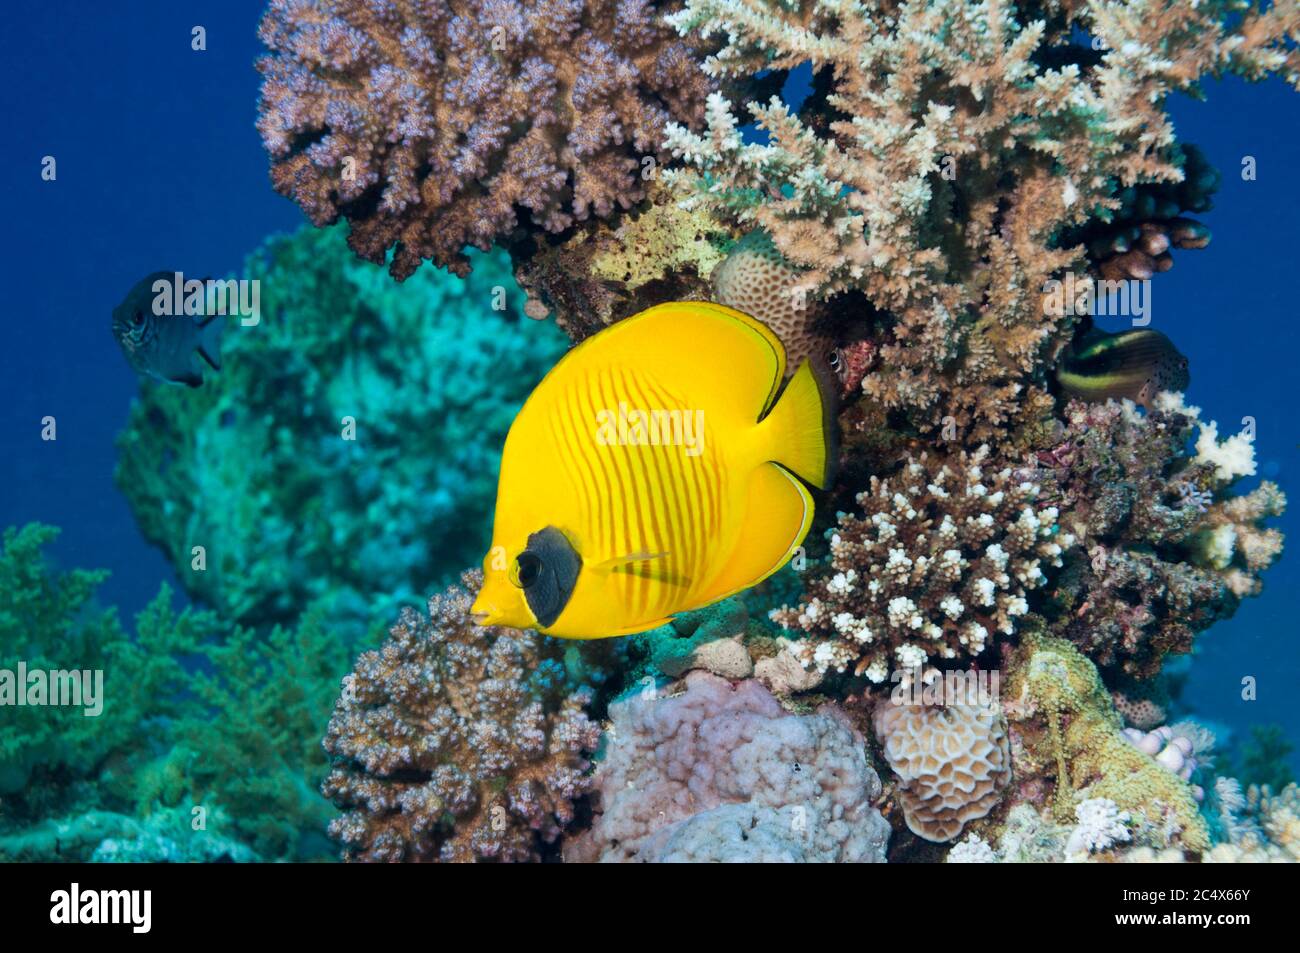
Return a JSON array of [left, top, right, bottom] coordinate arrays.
[[698, 462, 813, 604]]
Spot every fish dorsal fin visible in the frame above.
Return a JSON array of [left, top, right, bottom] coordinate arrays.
[[561, 302, 788, 418]]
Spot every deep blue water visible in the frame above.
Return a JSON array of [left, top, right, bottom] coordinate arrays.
[[0, 3, 1297, 774]]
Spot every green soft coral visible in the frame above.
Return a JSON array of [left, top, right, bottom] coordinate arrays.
[[0, 523, 349, 861]]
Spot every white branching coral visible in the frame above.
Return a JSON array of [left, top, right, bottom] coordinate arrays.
[[774, 446, 1074, 678]]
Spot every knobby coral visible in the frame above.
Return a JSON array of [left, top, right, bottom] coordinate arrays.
[[566, 671, 890, 862], [322, 572, 601, 862], [773, 444, 1073, 680], [257, 0, 713, 278]]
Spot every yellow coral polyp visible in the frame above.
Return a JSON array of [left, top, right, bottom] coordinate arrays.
[[1007, 627, 1209, 853]]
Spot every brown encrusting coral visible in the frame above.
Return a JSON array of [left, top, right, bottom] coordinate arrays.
[[257, 0, 713, 279], [321, 572, 601, 862], [1042, 398, 1284, 677]]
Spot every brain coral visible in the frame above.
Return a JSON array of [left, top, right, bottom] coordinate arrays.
[[115, 224, 567, 643], [873, 700, 1011, 842], [257, 0, 713, 278], [566, 671, 890, 862], [711, 230, 828, 370], [321, 572, 601, 862], [773, 444, 1073, 680]]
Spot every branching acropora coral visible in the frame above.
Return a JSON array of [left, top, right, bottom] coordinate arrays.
[[773, 445, 1074, 680], [664, 0, 1300, 444], [257, 0, 713, 278], [322, 572, 601, 862]]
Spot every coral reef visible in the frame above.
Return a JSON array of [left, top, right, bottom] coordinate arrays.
[[321, 572, 601, 862], [664, 0, 1300, 444], [711, 230, 829, 369], [873, 699, 1011, 842], [0, 523, 346, 862], [116, 224, 567, 643], [257, 0, 713, 279], [0, 525, 205, 820], [1042, 398, 1284, 676], [1004, 628, 1210, 852], [511, 178, 730, 340], [1206, 781, 1300, 862], [773, 444, 1073, 679], [567, 671, 890, 862]]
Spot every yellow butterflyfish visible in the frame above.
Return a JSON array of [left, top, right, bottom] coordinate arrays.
[[471, 301, 835, 639]]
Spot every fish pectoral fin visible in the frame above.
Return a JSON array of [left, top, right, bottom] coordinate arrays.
[[592, 552, 692, 588]]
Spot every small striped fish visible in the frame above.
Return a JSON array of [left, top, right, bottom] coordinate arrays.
[[1056, 327, 1189, 410], [472, 302, 834, 639]]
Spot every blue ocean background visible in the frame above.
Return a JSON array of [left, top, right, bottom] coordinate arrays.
[[1, 2, 1297, 774]]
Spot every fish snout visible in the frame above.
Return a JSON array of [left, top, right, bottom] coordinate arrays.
[[469, 594, 502, 627]]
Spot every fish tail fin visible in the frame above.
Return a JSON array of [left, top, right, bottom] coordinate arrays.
[[758, 358, 836, 489], [197, 314, 223, 371]]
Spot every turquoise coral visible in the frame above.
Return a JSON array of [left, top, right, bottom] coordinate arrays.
[[115, 224, 567, 644]]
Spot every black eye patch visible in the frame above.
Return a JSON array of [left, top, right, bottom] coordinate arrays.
[[519, 526, 582, 628]]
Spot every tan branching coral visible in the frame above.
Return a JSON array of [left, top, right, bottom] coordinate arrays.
[[873, 701, 1011, 842], [257, 0, 713, 278], [321, 572, 601, 862], [772, 445, 1074, 680], [663, 0, 1300, 443]]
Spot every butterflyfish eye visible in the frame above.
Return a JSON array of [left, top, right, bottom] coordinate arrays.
[[133, 310, 144, 326], [516, 552, 542, 588], [514, 526, 583, 628], [827, 349, 841, 370]]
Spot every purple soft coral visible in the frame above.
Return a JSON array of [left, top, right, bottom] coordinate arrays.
[[257, 0, 712, 278]]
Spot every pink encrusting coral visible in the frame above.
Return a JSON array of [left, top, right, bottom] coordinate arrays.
[[257, 0, 713, 279], [566, 672, 891, 862], [321, 572, 601, 862]]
